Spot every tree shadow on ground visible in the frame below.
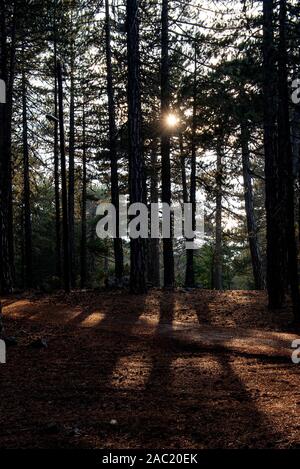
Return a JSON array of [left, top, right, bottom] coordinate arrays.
[[133, 290, 284, 448], [177, 292, 284, 447], [0, 289, 294, 449]]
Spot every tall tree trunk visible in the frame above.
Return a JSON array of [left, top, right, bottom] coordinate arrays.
[[80, 104, 87, 289], [6, 2, 16, 285], [263, 0, 285, 309], [21, 41, 32, 289], [0, 0, 14, 294], [185, 49, 197, 287], [290, 86, 300, 245], [68, 41, 75, 288], [240, 120, 265, 290], [57, 61, 71, 293], [148, 139, 160, 287], [53, 11, 61, 282], [126, 0, 147, 294], [179, 132, 188, 205], [105, 0, 124, 282], [161, 0, 174, 288], [0, 0, 9, 293], [213, 147, 223, 290], [20, 206, 25, 287], [278, 0, 300, 318]]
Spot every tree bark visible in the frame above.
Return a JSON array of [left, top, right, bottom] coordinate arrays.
[[213, 147, 223, 290], [126, 0, 147, 294], [240, 120, 265, 290], [148, 139, 160, 287], [185, 49, 197, 287], [179, 132, 188, 205], [278, 0, 300, 317], [53, 9, 61, 282], [57, 61, 71, 293], [6, 2, 16, 285], [80, 104, 87, 289], [161, 0, 174, 288], [0, 0, 14, 294], [105, 0, 124, 282], [21, 40, 32, 289], [263, 0, 285, 308], [68, 35, 75, 288]]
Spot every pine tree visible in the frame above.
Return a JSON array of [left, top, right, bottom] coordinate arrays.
[[277, 0, 300, 317], [126, 0, 147, 294], [161, 0, 174, 288], [21, 39, 32, 289], [105, 0, 124, 282], [263, 0, 285, 308], [57, 61, 71, 293], [0, 0, 16, 294]]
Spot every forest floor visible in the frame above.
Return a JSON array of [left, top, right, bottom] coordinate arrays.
[[0, 289, 300, 449]]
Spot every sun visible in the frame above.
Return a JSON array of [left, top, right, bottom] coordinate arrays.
[[165, 113, 179, 128]]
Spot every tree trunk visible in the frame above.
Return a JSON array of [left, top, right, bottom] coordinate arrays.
[[161, 0, 174, 288], [68, 40, 75, 288], [213, 147, 223, 290], [53, 11, 61, 282], [148, 139, 160, 287], [105, 0, 124, 282], [21, 41, 32, 289], [263, 0, 285, 309], [278, 0, 300, 318], [0, 0, 14, 294], [179, 132, 188, 205], [57, 61, 71, 293], [126, 0, 147, 294], [80, 105, 87, 289], [6, 3, 16, 285], [290, 92, 300, 245], [185, 49, 197, 287], [240, 120, 265, 290]]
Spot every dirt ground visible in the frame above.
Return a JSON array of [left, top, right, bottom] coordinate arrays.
[[0, 289, 300, 449]]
